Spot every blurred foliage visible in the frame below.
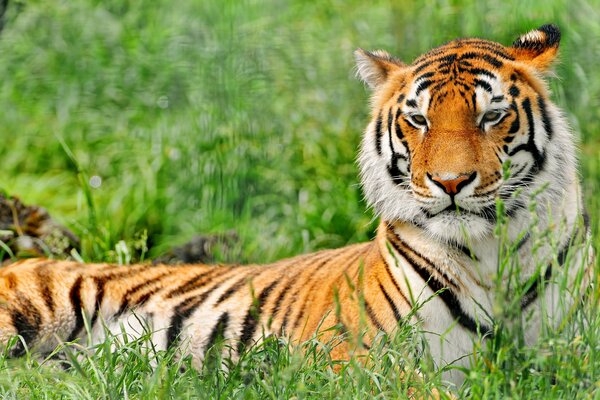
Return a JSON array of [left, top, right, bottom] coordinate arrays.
[[0, 0, 598, 264]]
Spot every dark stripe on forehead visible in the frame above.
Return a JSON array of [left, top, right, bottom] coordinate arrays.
[[473, 79, 493, 93], [413, 71, 436, 82], [413, 54, 450, 74], [458, 52, 503, 68], [415, 80, 434, 96], [405, 99, 417, 108], [465, 43, 514, 60], [465, 68, 497, 79]]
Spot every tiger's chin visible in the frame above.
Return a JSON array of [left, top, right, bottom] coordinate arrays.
[[420, 211, 495, 244]]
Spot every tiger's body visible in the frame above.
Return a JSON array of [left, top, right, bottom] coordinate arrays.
[[0, 25, 594, 388]]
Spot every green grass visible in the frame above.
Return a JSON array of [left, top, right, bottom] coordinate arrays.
[[0, 0, 599, 398]]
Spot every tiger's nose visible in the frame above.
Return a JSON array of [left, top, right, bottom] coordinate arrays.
[[427, 172, 477, 196]]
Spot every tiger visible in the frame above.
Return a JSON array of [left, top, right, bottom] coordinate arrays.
[[0, 24, 594, 389]]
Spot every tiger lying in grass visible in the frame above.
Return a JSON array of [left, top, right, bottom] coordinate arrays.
[[0, 24, 594, 388]]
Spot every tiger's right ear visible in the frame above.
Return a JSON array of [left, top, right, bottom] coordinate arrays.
[[354, 49, 405, 89]]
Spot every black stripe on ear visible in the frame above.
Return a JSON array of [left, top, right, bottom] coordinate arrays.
[[513, 24, 561, 51]]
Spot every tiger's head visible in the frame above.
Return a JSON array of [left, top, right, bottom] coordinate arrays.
[[356, 25, 577, 244]]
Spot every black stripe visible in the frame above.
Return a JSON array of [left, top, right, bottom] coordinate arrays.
[[165, 269, 219, 299], [413, 60, 434, 74], [90, 276, 109, 329], [508, 98, 545, 171], [204, 312, 230, 354], [396, 93, 405, 104], [470, 45, 514, 61], [388, 234, 493, 335], [537, 96, 553, 140], [116, 271, 172, 316], [387, 108, 394, 147], [509, 85, 520, 98], [66, 277, 85, 342], [515, 232, 530, 252], [405, 99, 417, 108], [291, 249, 366, 333], [520, 264, 553, 309], [583, 209, 590, 232], [166, 297, 196, 349], [388, 109, 409, 185], [388, 233, 459, 290], [473, 79, 493, 93], [508, 107, 520, 134], [414, 71, 435, 82], [364, 300, 385, 331], [414, 53, 456, 74], [378, 282, 402, 323], [459, 52, 503, 68], [280, 253, 339, 333], [521, 233, 574, 309], [10, 295, 43, 357], [270, 271, 303, 319], [522, 97, 545, 169], [381, 256, 411, 307], [470, 92, 477, 112], [458, 40, 515, 60], [36, 267, 55, 314], [394, 109, 404, 140], [215, 270, 259, 305], [453, 242, 479, 261], [375, 112, 383, 156], [467, 68, 497, 79], [238, 280, 279, 353], [165, 271, 246, 349], [415, 80, 434, 96]]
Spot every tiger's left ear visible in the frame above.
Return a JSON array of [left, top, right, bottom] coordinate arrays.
[[509, 24, 561, 72], [354, 49, 406, 89]]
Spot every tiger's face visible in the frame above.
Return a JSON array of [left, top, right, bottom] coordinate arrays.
[[357, 25, 572, 243]]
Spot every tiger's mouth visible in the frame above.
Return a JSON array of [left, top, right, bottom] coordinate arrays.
[[420, 195, 498, 221]]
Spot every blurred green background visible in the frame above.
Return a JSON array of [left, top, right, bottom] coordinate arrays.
[[1, 0, 598, 263]]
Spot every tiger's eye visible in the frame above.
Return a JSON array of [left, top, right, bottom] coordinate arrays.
[[411, 114, 427, 126], [482, 110, 502, 122]]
